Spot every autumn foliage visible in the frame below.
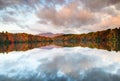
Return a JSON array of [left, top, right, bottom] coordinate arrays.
[[0, 32, 52, 44], [0, 27, 120, 53], [53, 27, 120, 51]]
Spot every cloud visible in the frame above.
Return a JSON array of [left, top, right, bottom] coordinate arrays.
[[96, 14, 120, 30], [1, 15, 17, 24], [81, 0, 120, 11], [0, 0, 120, 34], [110, 14, 120, 26], [81, 13, 120, 32], [36, 0, 120, 33], [42, 0, 66, 5], [0, 0, 67, 10], [102, 6, 120, 16], [37, 1, 98, 28], [0, 0, 39, 9]]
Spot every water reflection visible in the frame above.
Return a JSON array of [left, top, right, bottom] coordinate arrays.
[[0, 40, 120, 53], [0, 47, 120, 81], [0, 42, 51, 53]]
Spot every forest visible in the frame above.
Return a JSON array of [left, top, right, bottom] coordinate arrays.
[[0, 27, 120, 53], [53, 27, 120, 51], [0, 32, 52, 44], [53, 28, 120, 43]]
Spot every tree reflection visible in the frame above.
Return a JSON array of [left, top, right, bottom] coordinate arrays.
[[0, 42, 52, 53], [0, 40, 120, 53], [0, 28, 120, 53]]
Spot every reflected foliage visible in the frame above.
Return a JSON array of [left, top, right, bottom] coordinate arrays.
[[0, 42, 52, 53], [0, 28, 120, 53], [53, 27, 120, 51]]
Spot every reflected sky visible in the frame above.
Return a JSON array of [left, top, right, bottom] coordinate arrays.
[[0, 47, 120, 81]]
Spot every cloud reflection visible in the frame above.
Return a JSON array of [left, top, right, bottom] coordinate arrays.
[[0, 47, 120, 81]]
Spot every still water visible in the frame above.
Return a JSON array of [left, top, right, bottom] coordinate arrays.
[[0, 46, 120, 81]]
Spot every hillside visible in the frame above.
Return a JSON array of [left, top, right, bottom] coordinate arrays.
[[0, 28, 120, 52], [38, 33, 63, 38]]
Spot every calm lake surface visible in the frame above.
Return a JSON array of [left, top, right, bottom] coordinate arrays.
[[0, 46, 120, 81]]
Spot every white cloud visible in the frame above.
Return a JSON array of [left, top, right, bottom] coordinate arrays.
[[0, 0, 120, 34]]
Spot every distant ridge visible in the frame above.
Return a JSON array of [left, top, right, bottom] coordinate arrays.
[[38, 32, 63, 38]]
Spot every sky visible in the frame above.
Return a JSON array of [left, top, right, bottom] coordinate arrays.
[[0, 0, 120, 34]]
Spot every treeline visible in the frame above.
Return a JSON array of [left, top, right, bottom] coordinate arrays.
[[1, 28, 120, 44], [53, 28, 120, 43], [0, 32, 52, 44], [0, 28, 120, 52], [53, 28, 120, 51]]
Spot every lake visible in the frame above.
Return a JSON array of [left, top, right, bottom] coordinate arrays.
[[0, 45, 120, 81]]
